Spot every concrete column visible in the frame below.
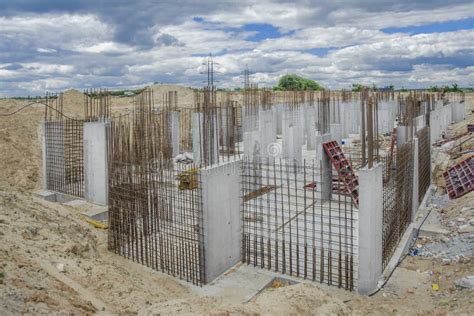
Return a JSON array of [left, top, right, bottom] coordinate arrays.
[[429, 111, 440, 145], [414, 115, 425, 133], [201, 160, 242, 283], [358, 164, 383, 295], [315, 133, 332, 161], [316, 133, 333, 201], [243, 130, 260, 158], [192, 113, 203, 165], [283, 125, 302, 162], [397, 126, 410, 146], [330, 123, 342, 145], [321, 146, 332, 202], [274, 104, 283, 135], [412, 137, 419, 223], [258, 109, 276, 158], [84, 121, 109, 205], [307, 129, 318, 151], [170, 111, 180, 157]]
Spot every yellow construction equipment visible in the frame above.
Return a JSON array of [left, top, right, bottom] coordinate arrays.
[[177, 168, 199, 190], [85, 218, 108, 229]]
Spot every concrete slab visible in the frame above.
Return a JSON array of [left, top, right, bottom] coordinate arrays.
[[196, 264, 274, 303], [33, 190, 57, 202], [81, 206, 108, 222]]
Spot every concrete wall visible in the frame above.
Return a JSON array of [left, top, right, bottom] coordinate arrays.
[[341, 101, 361, 138], [84, 121, 109, 206], [429, 103, 454, 145], [358, 164, 383, 295], [452, 102, 465, 123], [414, 115, 425, 133], [201, 160, 242, 283]]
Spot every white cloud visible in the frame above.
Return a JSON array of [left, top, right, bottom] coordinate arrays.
[[72, 42, 134, 54], [37, 48, 57, 53], [0, 1, 473, 96]]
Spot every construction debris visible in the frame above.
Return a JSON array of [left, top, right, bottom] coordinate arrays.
[[443, 156, 474, 199]]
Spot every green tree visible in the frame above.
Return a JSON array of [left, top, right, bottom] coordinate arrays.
[[273, 74, 322, 91]]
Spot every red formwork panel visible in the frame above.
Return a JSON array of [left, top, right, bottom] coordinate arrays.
[[443, 155, 474, 199], [323, 141, 359, 208]]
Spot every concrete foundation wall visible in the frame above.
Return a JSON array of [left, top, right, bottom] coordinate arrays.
[[411, 137, 420, 223], [341, 101, 360, 138], [452, 102, 465, 122], [429, 103, 455, 145], [358, 164, 383, 294], [84, 121, 109, 206], [201, 160, 242, 283]]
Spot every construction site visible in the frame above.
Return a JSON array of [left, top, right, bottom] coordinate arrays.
[[0, 58, 473, 313]]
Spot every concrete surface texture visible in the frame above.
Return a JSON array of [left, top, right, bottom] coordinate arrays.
[[357, 163, 383, 294], [83, 121, 109, 206], [201, 160, 242, 283]]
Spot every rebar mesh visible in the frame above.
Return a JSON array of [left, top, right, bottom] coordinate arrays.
[[417, 126, 431, 203], [241, 158, 357, 290], [382, 142, 413, 269], [107, 116, 205, 286], [44, 119, 84, 197]]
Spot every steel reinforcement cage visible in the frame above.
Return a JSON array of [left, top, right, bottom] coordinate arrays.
[[107, 118, 206, 286], [417, 126, 431, 203], [381, 142, 414, 270], [241, 157, 357, 290], [44, 119, 85, 198]]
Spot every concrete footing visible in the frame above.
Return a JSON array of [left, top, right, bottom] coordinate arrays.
[[34, 190, 77, 204]]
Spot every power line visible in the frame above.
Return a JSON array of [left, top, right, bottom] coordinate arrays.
[[0, 100, 131, 120]]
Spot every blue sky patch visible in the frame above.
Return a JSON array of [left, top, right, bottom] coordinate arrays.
[[382, 17, 474, 35], [242, 23, 288, 41]]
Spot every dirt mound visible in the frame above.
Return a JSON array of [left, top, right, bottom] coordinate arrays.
[[62, 89, 84, 118]]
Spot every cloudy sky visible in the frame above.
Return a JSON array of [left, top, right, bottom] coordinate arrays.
[[0, 0, 473, 96]]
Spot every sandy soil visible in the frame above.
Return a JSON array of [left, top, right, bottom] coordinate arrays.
[[0, 86, 473, 315]]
